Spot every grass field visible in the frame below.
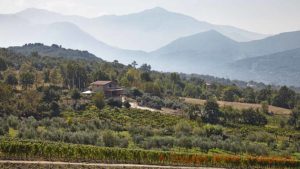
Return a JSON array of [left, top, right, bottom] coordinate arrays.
[[183, 97, 292, 115]]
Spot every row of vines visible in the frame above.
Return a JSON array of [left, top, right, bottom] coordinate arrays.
[[0, 140, 299, 168]]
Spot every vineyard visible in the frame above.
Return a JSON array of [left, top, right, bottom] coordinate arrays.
[[0, 140, 299, 169]]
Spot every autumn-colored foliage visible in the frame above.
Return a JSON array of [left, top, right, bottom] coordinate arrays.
[[0, 140, 299, 168]]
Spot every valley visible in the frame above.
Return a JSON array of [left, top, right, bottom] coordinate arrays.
[[1, 2, 300, 168]]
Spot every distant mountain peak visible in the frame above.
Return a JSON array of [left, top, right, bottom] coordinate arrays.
[[146, 7, 169, 12], [17, 8, 59, 15], [136, 6, 177, 16], [178, 30, 236, 42], [203, 29, 223, 35]]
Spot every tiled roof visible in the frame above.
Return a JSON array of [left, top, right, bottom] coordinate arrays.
[[91, 81, 112, 85]]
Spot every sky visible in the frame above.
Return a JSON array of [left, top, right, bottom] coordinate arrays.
[[0, 0, 300, 34]]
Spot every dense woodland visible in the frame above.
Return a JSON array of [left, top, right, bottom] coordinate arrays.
[[1, 44, 300, 166]]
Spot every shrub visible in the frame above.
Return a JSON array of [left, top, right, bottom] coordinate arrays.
[[202, 99, 222, 124], [93, 92, 105, 110], [102, 130, 117, 147], [128, 87, 143, 98], [123, 100, 131, 108], [106, 98, 122, 108], [174, 121, 192, 137], [241, 108, 267, 126], [245, 142, 269, 156], [50, 101, 60, 117], [175, 137, 193, 149], [137, 94, 164, 110], [142, 136, 175, 149], [7, 115, 19, 129], [203, 125, 223, 137]]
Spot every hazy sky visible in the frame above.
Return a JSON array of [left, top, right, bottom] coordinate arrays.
[[1, 0, 300, 34]]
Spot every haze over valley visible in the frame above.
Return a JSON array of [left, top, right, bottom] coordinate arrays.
[[1, 7, 300, 86]]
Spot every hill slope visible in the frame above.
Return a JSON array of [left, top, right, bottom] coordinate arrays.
[[241, 31, 300, 57], [149, 30, 243, 74], [229, 48, 300, 86], [149, 30, 300, 80]]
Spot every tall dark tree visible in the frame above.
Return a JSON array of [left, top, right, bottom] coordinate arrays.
[[187, 104, 201, 120], [257, 86, 272, 103], [93, 70, 109, 81], [272, 86, 296, 109], [43, 69, 50, 83], [170, 73, 180, 83], [71, 88, 81, 106], [241, 108, 267, 126], [222, 86, 241, 102], [202, 99, 222, 124], [140, 72, 151, 82], [139, 64, 151, 72], [20, 72, 35, 89], [62, 62, 88, 90], [42, 87, 60, 103], [93, 92, 105, 110], [0, 57, 7, 71], [50, 101, 60, 117], [131, 61, 138, 68], [288, 105, 300, 129], [5, 74, 18, 87], [243, 87, 256, 103], [0, 83, 13, 102]]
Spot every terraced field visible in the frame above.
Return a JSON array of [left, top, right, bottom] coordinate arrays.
[[183, 97, 292, 115]]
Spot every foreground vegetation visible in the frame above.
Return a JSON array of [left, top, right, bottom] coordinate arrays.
[[1, 140, 300, 169]]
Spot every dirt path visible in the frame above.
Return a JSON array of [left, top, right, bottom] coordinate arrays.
[[129, 102, 158, 112], [129, 102, 183, 116], [0, 160, 224, 169]]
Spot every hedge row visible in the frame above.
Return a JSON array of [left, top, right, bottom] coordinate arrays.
[[0, 140, 299, 168]]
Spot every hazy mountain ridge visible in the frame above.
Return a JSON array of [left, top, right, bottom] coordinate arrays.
[[146, 30, 300, 87], [1, 8, 300, 86], [148, 30, 243, 74], [228, 48, 300, 86], [241, 31, 300, 57], [0, 14, 145, 64], [14, 7, 268, 51]]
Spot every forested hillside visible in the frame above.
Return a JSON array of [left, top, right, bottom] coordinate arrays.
[[9, 43, 100, 60], [230, 48, 300, 86], [1, 45, 300, 168]]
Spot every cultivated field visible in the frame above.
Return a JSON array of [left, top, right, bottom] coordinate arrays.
[[1, 140, 299, 169], [183, 98, 292, 115], [0, 161, 223, 169]]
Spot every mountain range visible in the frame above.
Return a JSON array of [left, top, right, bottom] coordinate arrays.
[[0, 7, 300, 86], [15, 7, 267, 51], [147, 30, 300, 78], [0, 13, 145, 64]]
